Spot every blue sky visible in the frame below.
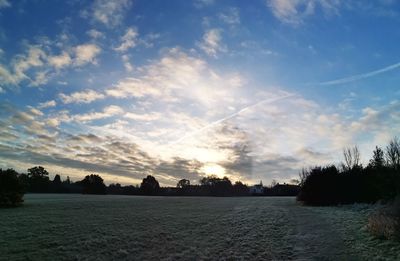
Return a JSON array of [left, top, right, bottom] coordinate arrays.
[[1, 0, 400, 186]]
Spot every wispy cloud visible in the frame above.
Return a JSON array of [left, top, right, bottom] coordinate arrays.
[[106, 48, 241, 106], [73, 105, 123, 122], [38, 100, 57, 109], [91, 0, 132, 28], [267, 0, 340, 25], [198, 28, 226, 57], [86, 29, 104, 39], [219, 7, 240, 25], [194, 0, 215, 8], [59, 89, 105, 104], [114, 27, 138, 52], [0, 0, 10, 8], [121, 54, 133, 72]]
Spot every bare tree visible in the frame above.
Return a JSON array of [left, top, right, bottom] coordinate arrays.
[[299, 167, 309, 186], [385, 137, 400, 169], [343, 146, 360, 170]]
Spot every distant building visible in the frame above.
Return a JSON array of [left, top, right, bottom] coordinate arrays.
[[249, 181, 264, 195]]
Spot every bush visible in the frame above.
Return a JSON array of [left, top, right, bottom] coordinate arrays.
[[367, 197, 400, 240], [0, 169, 25, 207]]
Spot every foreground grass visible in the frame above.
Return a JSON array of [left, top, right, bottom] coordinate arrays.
[[0, 195, 399, 260]]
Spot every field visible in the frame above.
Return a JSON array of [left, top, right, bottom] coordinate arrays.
[[1, 195, 400, 260]]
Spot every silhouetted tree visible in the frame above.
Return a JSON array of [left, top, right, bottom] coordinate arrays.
[[386, 137, 400, 169], [27, 166, 50, 192], [177, 179, 190, 188], [81, 174, 106, 195], [266, 183, 300, 196], [199, 175, 233, 196], [233, 181, 249, 196], [63, 176, 71, 185], [50, 174, 65, 193], [298, 138, 400, 205], [53, 174, 61, 185], [140, 175, 160, 195], [0, 169, 25, 207], [108, 183, 123, 194], [369, 146, 385, 169], [343, 146, 361, 171], [297, 165, 341, 205], [199, 175, 219, 186], [28, 166, 49, 179]]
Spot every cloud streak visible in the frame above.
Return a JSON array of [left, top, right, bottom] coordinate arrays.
[[170, 93, 296, 145], [311, 61, 400, 86]]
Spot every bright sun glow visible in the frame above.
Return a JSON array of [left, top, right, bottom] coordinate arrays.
[[201, 164, 226, 177]]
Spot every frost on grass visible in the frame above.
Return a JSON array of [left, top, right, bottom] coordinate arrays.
[[0, 195, 400, 260]]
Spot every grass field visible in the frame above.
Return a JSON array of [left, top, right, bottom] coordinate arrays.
[[1, 194, 399, 260]]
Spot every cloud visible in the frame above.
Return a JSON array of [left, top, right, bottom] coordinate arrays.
[[73, 105, 124, 122], [91, 0, 132, 28], [0, 42, 101, 89], [140, 33, 160, 48], [2, 94, 400, 185], [266, 0, 340, 25], [170, 93, 295, 145], [123, 112, 161, 121], [59, 89, 105, 104], [87, 29, 104, 39], [11, 46, 47, 84], [106, 77, 162, 98], [0, 65, 17, 85], [0, 46, 52, 87], [0, 104, 208, 186], [74, 44, 101, 66], [194, 0, 215, 8], [0, 0, 10, 8], [199, 28, 226, 57], [219, 7, 240, 25], [30, 71, 50, 86], [121, 54, 133, 72], [38, 100, 57, 109], [114, 27, 138, 52], [106, 48, 243, 107], [48, 52, 72, 69]]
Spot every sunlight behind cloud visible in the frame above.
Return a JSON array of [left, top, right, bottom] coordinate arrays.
[[201, 164, 226, 178]]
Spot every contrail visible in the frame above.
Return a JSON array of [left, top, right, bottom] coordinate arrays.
[[169, 93, 296, 145], [309, 61, 400, 86]]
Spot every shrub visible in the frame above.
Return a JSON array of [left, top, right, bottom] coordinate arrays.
[[0, 169, 25, 207], [367, 197, 400, 240]]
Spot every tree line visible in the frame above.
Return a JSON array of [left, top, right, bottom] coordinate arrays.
[[0, 166, 299, 207], [297, 137, 400, 206]]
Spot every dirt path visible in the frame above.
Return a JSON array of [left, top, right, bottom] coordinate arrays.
[[288, 203, 357, 260], [224, 197, 358, 260]]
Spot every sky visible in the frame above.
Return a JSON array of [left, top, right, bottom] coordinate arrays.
[[1, 0, 400, 186]]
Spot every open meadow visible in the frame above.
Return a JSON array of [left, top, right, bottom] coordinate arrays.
[[1, 195, 400, 260]]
